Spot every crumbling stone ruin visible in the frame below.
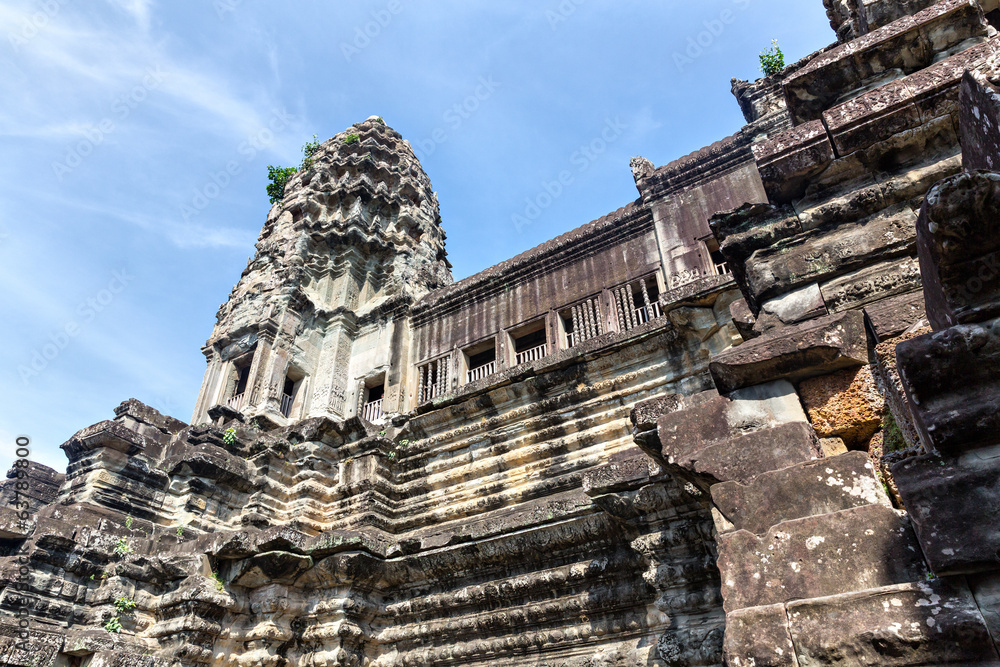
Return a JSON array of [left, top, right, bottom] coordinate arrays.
[[4, 0, 1000, 664]]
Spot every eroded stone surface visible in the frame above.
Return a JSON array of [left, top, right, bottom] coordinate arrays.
[[800, 365, 886, 447], [893, 450, 1000, 574], [710, 311, 869, 393], [787, 579, 1000, 666], [712, 452, 890, 536], [716, 504, 926, 612], [896, 317, 1000, 454], [723, 604, 798, 667], [916, 170, 1000, 330]]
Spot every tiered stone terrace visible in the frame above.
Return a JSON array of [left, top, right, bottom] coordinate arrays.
[[3, 1, 1000, 665]]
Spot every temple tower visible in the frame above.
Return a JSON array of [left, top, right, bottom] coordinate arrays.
[[192, 117, 452, 427]]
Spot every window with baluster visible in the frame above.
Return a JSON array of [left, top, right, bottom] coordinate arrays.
[[462, 339, 497, 384], [508, 318, 548, 367], [611, 275, 663, 333], [559, 294, 604, 349], [417, 354, 451, 403]]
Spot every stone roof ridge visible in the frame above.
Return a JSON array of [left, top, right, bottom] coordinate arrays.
[[415, 198, 646, 311], [644, 131, 747, 183]]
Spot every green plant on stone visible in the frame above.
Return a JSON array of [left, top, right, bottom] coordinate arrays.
[[103, 615, 123, 634], [375, 117, 385, 125], [266, 165, 298, 205], [882, 412, 907, 453], [113, 537, 134, 557], [301, 134, 321, 171], [211, 571, 225, 592], [249, 417, 262, 430], [344, 133, 360, 145], [114, 597, 136, 615], [223, 427, 237, 446], [176, 525, 185, 538], [759, 39, 785, 77], [125, 515, 133, 531]]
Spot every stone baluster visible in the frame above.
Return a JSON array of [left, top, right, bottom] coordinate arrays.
[[640, 278, 652, 318], [625, 285, 638, 329], [615, 287, 627, 331]]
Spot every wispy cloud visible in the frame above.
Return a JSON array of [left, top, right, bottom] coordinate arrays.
[[106, 0, 153, 33]]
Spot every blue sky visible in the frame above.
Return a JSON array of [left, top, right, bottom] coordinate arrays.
[[0, 0, 833, 472]]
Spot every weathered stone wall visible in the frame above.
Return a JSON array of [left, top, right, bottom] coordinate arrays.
[[5, 1, 1000, 665]]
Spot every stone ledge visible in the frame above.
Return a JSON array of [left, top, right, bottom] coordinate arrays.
[[824, 37, 999, 158], [896, 316, 1000, 454], [784, 0, 988, 125], [917, 170, 1000, 330], [716, 503, 926, 612], [723, 603, 798, 667], [893, 450, 1000, 575], [753, 119, 835, 204], [786, 579, 1000, 666], [712, 451, 891, 536], [710, 311, 869, 393], [742, 205, 918, 310]]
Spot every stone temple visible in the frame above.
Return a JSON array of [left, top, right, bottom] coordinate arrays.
[[5, 0, 1000, 664]]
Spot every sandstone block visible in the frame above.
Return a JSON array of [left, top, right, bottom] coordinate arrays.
[[710, 204, 803, 314], [712, 451, 890, 536], [723, 604, 798, 667], [745, 206, 917, 307], [858, 0, 940, 33], [760, 283, 828, 328], [582, 454, 661, 495], [655, 380, 810, 469], [961, 69, 1000, 171], [893, 450, 1000, 574], [784, 0, 989, 125], [729, 298, 757, 340], [800, 365, 885, 448], [787, 579, 1000, 666], [716, 504, 926, 612], [896, 317, 1000, 454], [819, 256, 922, 314], [753, 119, 835, 204], [916, 170, 1000, 330], [667, 421, 822, 486], [862, 289, 927, 342], [710, 311, 869, 393], [629, 393, 681, 431]]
